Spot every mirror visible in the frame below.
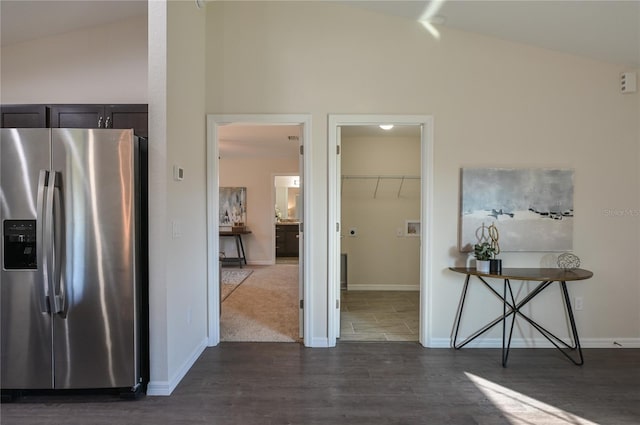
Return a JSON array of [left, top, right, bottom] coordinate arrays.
[[274, 175, 300, 221]]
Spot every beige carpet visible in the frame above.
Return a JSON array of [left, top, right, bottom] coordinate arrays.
[[221, 269, 253, 301], [221, 264, 299, 342]]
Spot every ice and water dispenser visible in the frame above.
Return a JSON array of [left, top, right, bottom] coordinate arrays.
[[3, 220, 37, 269]]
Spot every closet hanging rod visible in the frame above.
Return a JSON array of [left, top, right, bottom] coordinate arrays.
[[341, 175, 420, 199]]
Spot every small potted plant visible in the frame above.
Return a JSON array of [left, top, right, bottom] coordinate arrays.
[[474, 242, 496, 273]]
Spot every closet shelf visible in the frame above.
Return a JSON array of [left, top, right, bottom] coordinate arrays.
[[341, 175, 420, 198]]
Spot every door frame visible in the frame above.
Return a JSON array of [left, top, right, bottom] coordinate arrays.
[[327, 114, 434, 347], [206, 114, 312, 346]]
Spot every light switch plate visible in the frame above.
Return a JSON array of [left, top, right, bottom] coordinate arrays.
[[173, 165, 184, 181]]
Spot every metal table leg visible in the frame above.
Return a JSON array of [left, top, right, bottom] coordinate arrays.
[[510, 281, 584, 365], [453, 274, 584, 367], [237, 234, 247, 265], [502, 279, 517, 367], [453, 275, 510, 350], [234, 235, 243, 268]]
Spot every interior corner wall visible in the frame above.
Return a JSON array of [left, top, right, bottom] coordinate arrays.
[[147, 0, 208, 396], [219, 157, 299, 264], [0, 16, 147, 103], [164, 0, 208, 392], [341, 136, 421, 290], [205, 1, 640, 347], [146, 0, 169, 395]]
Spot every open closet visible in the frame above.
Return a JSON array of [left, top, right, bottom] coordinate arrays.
[[339, 126, 421, 342]]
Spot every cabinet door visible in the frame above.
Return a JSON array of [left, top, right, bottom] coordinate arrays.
[[285, 229, 299, 257], [50, 104, 105, 129], [276, 225, 299, 257], [0, 105, 48, 128], [106, 104, 148, 138], [275, 226, 286, 257]]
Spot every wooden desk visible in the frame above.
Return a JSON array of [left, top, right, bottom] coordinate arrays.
[[449, 267, 593, 367], [220, 229, 252, 268]]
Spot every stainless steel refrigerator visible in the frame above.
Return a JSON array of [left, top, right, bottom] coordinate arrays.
[[1, 128, 146, 397]]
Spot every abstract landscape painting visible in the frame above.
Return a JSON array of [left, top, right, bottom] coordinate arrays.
[[460, 168, 574, 252]]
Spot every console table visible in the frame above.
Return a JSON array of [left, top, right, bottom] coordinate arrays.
[[220, 229, 252, 268], [449, 267, 593, 367]]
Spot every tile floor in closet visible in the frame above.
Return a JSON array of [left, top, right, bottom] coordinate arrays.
[[340, 290, 419, 341]]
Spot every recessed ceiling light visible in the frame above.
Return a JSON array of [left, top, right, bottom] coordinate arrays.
[[379, 124, 394, 130]]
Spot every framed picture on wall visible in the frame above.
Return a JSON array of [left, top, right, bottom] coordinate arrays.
[[219, 187, 247, 226], [459, 168, 574, 252], [406, 220, 420, 237]]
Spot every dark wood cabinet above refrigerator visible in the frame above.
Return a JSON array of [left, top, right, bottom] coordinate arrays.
[[1, 104, 148, 138], [50, 104, 148, 137], [0, 104, 49, 128]]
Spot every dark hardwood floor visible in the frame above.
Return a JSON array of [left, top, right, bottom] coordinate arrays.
[[2, 343, 639, 424]]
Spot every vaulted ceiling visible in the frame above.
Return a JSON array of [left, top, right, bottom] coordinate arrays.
[[3, 1, 638, 67], [347, 1, 639, 68]]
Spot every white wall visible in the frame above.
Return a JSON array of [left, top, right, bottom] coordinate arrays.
[[147, 0, 208, 395], [341, 135, 421, 290], [0, 16, 147, 103], [146, 1, 169, 391], [220, 157, 299, 264], [205, 1, 640, 346]]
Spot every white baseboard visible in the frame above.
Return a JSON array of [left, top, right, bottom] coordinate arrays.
[[247, 260, 275, 266], [307, 337, 330, 347], [146, 381, 172, 396], [346, 284, 420, 291], [428, 337, 640, 349], [146, 337, 208, 396], [580, 338, 640, 348]]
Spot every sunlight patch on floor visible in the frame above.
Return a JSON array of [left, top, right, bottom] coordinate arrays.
[[465, 372, 598, 425]]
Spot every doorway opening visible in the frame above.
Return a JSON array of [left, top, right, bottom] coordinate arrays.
[[206, 115, 312, 347], [339, 126, 421, 341], [274, 174, 301, 265], [327, 115, 434, 347]]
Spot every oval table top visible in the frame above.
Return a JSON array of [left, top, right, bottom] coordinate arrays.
[[448, 267, 593, 282]]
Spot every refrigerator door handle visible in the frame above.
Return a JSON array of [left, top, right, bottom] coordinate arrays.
[[45, 171, 63, 314], [51, 171, 66, 316], [36, 170, 50, 314]]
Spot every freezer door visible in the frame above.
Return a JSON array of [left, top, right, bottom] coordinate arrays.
[[51, 129, 139, 389], [1, 128, 54, 389]]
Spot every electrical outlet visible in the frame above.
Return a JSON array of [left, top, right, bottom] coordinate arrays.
[[574, 297, 583, 311], [396, 228, 403, 237]]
